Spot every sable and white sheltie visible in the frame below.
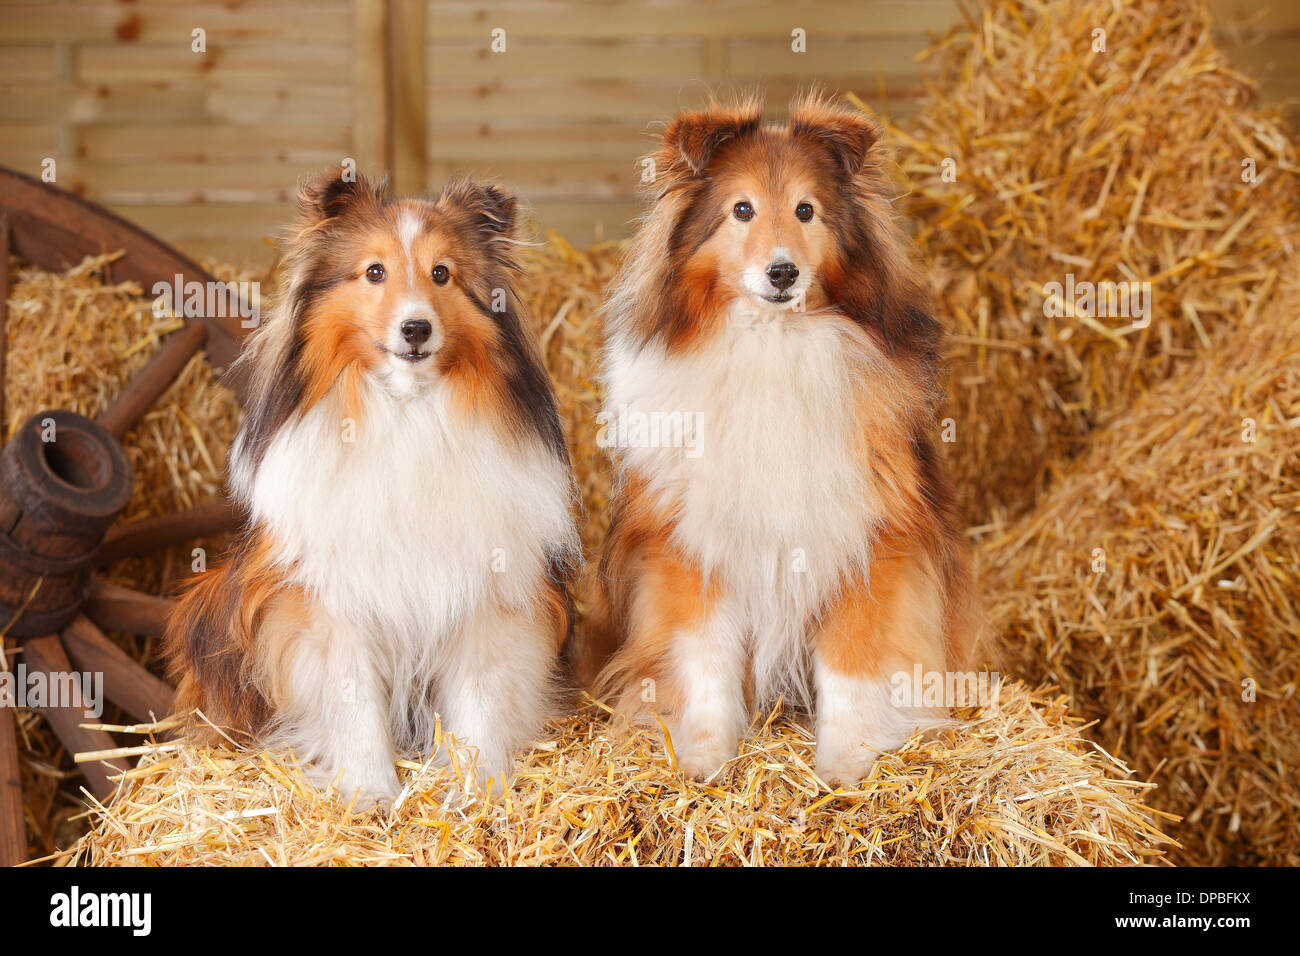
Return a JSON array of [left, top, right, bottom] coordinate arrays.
[[585, 93, 982, 785], [165, 172, 580, 806]]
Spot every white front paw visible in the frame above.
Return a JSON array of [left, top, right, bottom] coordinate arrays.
[[673, 726, 738, 781], [815, 742, 883, 788], [813, 666, 943, 788], [816, 718, 920, 787], [306, 764, 401, 812], [466, 745, 515, 797], [350, 784, 400, 813]]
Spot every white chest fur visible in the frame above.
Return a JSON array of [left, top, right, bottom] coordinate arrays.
[[603, 311, 888, 700], [231, 382, 576, 642]]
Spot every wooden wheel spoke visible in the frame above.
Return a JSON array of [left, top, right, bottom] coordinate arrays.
[[94, 500, 240, 568], [98, 320, 210, 441], [83, 578, 176, 637], [60, 616, 174, 725], [19, 636, 119, 801]]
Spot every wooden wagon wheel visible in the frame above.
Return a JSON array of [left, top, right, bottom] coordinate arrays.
[[0, 166, 253, 865]]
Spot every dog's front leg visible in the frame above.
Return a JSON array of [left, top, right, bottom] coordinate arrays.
[[609, 553, 747, 781], [437, 600, 559, 795], [668, 595, 748, 782], [812, 543, 949, 787], [267, 607, 400, 809]]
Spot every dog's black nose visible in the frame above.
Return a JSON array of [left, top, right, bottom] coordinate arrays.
[[401, 318, 432, 346], [766, 260, 799, 291]]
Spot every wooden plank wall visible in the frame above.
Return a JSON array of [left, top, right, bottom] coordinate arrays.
[[0, 0, 389, 265], [0, 0, 1296, 266], [1214, 0, 1300, 115], [425, 0, 963, 244]]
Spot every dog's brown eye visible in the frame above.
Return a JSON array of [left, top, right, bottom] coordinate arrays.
[[796, 202, 814, 223], [365, 263, 385, 283], [733, 201, 755, 222], [432, 264, 450, 285]]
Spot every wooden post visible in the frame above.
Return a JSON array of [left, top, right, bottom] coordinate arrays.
[[389, 0, 428, 196], [354, 0, 391, 178], [0, 645, 26, 867]]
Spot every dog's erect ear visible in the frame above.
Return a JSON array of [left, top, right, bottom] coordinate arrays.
[[440, 178, 519, 239], [297, 169, 385, 224], [662, 103, 763, 176], [789, 95, 880, 176]]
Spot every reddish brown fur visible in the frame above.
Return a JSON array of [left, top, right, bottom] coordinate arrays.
[[588, 470, 723, 709], [167, 527, 298, 741]]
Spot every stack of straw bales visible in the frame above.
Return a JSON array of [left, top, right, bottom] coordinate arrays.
[[982, 273, 1300, 865], [891, 0, 1299, 524], [889, 0, 1300, 864]]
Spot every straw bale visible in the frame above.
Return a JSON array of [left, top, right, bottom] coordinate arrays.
[[69, 683, 1174, 866], [982, 271, 1300, 865], [891, 0, 1300, 524]]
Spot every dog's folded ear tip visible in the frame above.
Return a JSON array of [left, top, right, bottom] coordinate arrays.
[[656, 92, 882, 178], [662, 102, 765, 176], [438, 177, 521, 237], [295, 168, 386, 224], [787, 94, 881, 175]]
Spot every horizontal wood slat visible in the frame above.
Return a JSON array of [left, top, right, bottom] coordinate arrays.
[[76, 45, 354, 85], [426, 1, 964, 40], [0, 0, 1293, 264], [2, 3, 355, 44], [78, 125, 353, 164], [0, 85, 355, 125]]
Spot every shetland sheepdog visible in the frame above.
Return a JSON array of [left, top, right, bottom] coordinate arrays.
[[586, 93, 982, 785], [165, 171, 580, 806]]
